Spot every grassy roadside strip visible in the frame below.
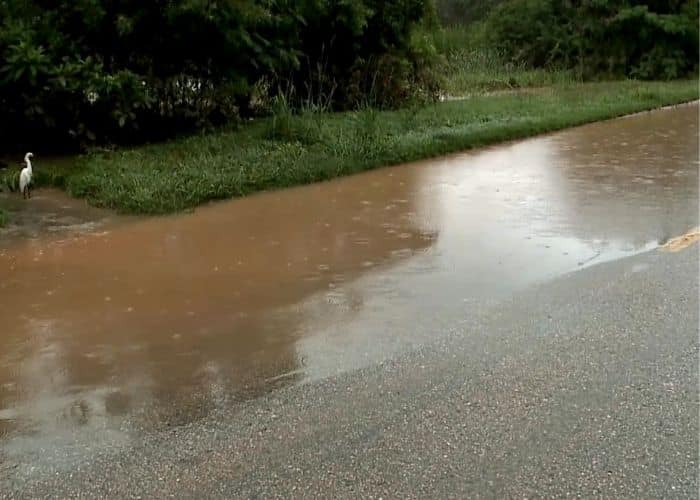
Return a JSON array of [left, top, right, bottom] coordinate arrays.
[[5, 80, 699, 215]]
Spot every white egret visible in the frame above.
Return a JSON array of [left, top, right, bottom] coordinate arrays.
[[19, 152, 34, 199]]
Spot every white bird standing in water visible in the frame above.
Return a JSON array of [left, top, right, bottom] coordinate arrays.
[[19, 152, 34, 199]]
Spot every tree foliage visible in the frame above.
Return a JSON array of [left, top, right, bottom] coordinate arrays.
[[0, 0, 436, 150], [434, 0, 506, 25], [482, 0, 699, 80], [2, 0, 695, 152]]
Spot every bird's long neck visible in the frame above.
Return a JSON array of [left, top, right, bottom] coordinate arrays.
[[25, 159, 32, 172]]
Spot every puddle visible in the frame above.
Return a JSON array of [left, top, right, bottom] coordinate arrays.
[[0, 188, 123, 246], [0, 102, 697, 465]]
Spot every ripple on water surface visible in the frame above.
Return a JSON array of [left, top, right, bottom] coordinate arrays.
[[0, 103, 698, 465]]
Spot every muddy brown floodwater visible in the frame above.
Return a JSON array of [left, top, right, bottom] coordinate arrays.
[[0, 103, 698, 466]]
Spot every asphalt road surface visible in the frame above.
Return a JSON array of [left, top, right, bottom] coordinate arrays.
[[4, 244, 698, 499]]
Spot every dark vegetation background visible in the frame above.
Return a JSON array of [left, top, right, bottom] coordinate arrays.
[[1, 0, 697, 152]]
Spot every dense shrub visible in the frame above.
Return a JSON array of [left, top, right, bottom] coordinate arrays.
[[434, 0, 506, 25], [0, 0, 438, 151], [481, 0, 699, 80], [277, 0, 441, 110]]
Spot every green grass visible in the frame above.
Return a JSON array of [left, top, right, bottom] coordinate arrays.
[[433, 25, 576, 94], [431, 23, 483, 54], [4, 80, 697, 215], [442, 47, 577, 94]]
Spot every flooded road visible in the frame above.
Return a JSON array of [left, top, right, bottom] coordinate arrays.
[[0, 103, 697, 465]]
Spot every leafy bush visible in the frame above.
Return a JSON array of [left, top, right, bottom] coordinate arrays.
[[434, 0, 506, 25], [481, 0, 699, 80], [0, 1, 290, 150], [0, 0, 438, 151], [281, 0, 441, 110]]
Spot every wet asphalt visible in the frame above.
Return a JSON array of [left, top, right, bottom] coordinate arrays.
[[3, 245, 697, 498]]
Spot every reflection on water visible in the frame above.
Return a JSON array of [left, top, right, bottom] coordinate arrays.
[[0, 103, 697, 464]]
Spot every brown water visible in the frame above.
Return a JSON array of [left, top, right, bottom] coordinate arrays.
[[0, 103, 698, 464], [0, 188, 121, 243]]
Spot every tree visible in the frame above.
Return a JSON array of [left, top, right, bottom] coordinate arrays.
[[0, 0, 437, 150], [482, 0, 698, 80]]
